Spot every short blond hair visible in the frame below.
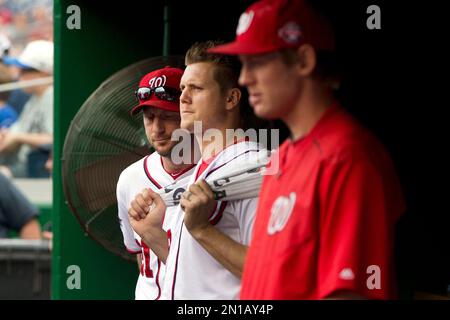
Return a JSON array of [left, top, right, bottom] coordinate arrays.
[[185, 40, 241, 94]]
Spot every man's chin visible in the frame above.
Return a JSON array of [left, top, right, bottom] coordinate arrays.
[[151, 140, 171, 155], [154, 147, 172, 157], [180, 120, 194, 132], [254, 105, 279, 120]]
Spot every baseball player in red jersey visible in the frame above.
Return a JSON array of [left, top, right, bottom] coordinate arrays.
[[210, 0, 406, 299], [117, 67, 196, 299]]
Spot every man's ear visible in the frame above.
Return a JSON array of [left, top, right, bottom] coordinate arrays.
[[296, 44, 317, 77], [225, 88, 242, 111]]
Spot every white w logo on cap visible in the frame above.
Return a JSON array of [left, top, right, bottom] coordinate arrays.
[[148, 75, 167, 88], [236, 11, 254, 35]]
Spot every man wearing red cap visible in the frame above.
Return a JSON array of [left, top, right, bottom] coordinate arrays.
[[116, 66, 196, 299], [210, 0, 405, 299], [128, 41, 262, 299]]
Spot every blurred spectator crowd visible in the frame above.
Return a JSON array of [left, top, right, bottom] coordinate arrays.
[[0, 0, 53, 179], [0, 0, 53, 54], [0, 0, 53, 239]]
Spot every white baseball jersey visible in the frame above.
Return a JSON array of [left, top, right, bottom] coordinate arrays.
[[161, 140, 261, 300], [116, 151, 196, 300]]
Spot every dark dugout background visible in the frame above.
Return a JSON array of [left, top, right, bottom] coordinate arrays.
[[55, 0, 448, 298]]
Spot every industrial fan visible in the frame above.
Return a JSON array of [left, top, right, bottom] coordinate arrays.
[[62, 56, 185, 261]]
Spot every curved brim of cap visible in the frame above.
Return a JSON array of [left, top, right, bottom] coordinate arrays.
[[1, 56, 33, 69], [208, 40, 284, 56], [130, 99, 179, 116]]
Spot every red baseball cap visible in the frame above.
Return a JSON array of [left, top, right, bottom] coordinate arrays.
[[130, 66, 183, 115], [208, 0, 335, 55]]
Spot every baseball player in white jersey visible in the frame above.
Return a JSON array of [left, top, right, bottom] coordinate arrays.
[[161, 139, 260, 299], [117, 66, 196, 299], [128, 41, 262, 299]]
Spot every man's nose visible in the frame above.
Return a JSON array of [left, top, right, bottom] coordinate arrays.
[[180, 88, 190, 105], [238, 65, 252, 87], [152, 116, 165, 133]]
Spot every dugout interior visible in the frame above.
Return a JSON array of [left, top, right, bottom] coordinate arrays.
[[53, 0, 448, 299]]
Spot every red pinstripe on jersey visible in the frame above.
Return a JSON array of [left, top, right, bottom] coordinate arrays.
[[143, 155, 162, 189], [154, 259, 162, 300], [141, 241, 153, 278], [210, 201, 227, 225], [171, 223, 184, 300]]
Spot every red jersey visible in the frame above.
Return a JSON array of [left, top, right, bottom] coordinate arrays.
[[240, 102, 405, 299]]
